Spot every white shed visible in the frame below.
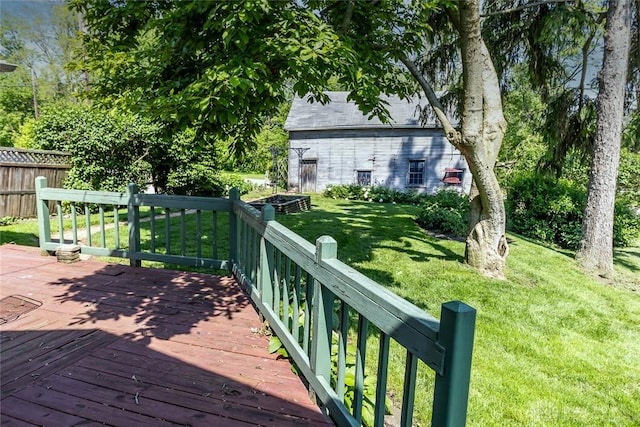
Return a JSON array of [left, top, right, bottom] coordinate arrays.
[[284, 92, 471, 194]]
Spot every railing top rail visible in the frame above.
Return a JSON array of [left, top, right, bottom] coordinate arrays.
[[37, 185, 233, 212], [233, 199, 444, 370]]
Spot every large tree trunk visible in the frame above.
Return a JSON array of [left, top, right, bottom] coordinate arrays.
[[402, 0, 509, 278], [458, 0, 509, 278], [576, 0, 632, 276]]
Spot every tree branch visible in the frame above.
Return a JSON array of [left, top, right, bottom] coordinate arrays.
[[480, 0, 576, 18], [399, 56, 461, 145], [339, 1, 355, 35]]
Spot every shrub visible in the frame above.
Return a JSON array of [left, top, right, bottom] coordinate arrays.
[[323, 184, 423, 204], [416, 190, 469, 236], [613, 201, 640, 247], [505, 173, 640, 249]]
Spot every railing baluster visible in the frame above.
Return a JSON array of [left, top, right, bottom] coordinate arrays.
[[196, 210, 202, 259], [71, 204, 77, 244], [242, 220, 249, 271], [293, 264, 301, 343], [114, 206, 120, 249], [303, 272, 313, 355], [165, 208, 171, 254], [126, 184, 141, 267], [282, 257, 291, 328], [150, 206, 156, 253], [180, 209, 186, 256], [84, 204, 91, 247], [249, 226, 256, 284], [401, 350, 418, 427], [273, 249, 281, 314], [374, 332, 391, 427], [99, 204, 106, 248], [336, 301, 349, 400], [354, 315, 369, 422], [258, 203, 275, 307], [57, 202, 63, 243], [252, 224, 257, 282], [212, 211, 218, 260]]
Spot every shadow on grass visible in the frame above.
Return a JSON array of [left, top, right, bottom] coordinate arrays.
[[614, 247, 640, 273], [278, 200, 463, 267], [0, 230, 39, 247]]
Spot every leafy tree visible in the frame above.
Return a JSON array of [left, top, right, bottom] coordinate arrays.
[[23, 103, 165, 192], [72, 0, 519, 277], [0, 1, 85, 145]]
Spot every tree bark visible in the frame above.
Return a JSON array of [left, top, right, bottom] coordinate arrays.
[[576, 0, 632, 276], [458, 0, 509, 278], [404, 0, 509, 278]]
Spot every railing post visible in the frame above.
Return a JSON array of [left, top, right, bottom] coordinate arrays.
[[259, 204, 275, 308], [432, 301, 476, 427], [310, 236, 337, 387], [229, 188, 240, 267], [35, 176, 51, 255], [127, 183, 141, 267]]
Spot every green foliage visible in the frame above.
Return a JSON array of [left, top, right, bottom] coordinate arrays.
[[497, 67, 547, 183], [0, 217, 19, 226], [416, 190, 469, 236], [329, 331, 390, 427], [69, 0, 432, 156], [618, 148, 640, 208], [623, 112, 640, 152], [226, 103, 290, 174], [263, 283, 387, 427], [506, 173, 586, 248], [23, 103, 164, 192], [506, 173, 640, 249], [613, 201, 640, 247], [323, 184, 422, 204], [0, 71, 34, 146]]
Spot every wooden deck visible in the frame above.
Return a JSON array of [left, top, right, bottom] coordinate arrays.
[[0, 244, 331, 426]]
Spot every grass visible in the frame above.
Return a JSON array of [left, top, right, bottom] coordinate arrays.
[[1, 194, 639, 426]]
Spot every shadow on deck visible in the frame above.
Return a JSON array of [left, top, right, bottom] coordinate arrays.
[[0, 244, 331, 426]]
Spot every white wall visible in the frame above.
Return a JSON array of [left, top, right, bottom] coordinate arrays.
[[288, 128, 472, 194]]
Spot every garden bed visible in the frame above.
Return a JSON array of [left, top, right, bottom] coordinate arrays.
[[248, 194, 311, 214]]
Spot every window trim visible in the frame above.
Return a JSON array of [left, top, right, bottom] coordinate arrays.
[[407, 159, 426, 187], [356, 170, 372, 186]]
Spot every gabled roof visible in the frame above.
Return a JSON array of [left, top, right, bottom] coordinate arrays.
[[284, 91, 445, 131]]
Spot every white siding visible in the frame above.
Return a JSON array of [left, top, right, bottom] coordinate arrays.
[[288, 129, 472, 194]]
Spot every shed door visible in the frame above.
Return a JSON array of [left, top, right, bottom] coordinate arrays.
[[301, 160, 317, 193]]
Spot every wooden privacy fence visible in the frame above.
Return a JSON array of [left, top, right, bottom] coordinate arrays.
[[35, 176, 476, 427], [0, 147, 71, 218]]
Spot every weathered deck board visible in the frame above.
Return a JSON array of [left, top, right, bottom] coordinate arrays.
[[0, 244, 331, 426]]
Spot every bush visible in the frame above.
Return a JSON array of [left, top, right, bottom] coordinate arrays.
[[613, 201, 640, 247], [416, 190, 469, 236], [505, 173, 640, 249], [323, 184, 422, 204], [22, 103, 164, 193]]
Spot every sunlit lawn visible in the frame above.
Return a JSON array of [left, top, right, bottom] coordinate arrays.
[[1, 194, 638, 426]]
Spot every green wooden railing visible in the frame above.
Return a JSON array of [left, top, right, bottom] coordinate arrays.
[[35, 176, 476, 427]]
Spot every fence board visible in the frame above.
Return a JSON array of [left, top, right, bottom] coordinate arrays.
[[0, 148, 71, 218]]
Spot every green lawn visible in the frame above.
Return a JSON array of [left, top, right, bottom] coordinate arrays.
[[1, 195, 638, 426]]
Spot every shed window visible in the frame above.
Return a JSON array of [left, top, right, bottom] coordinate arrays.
[[357, 170, 372, 186], [408, 160, 425, 186]]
